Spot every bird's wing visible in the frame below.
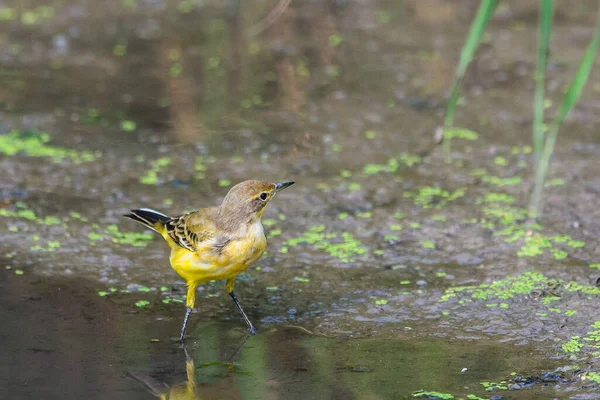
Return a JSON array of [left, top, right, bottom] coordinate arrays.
[[164, 209, 217, 252]]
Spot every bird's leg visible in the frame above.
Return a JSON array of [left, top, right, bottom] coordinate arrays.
[[180, 307, 192, 343], [180, 282, 198, 343], [226, 277, 257, 335]]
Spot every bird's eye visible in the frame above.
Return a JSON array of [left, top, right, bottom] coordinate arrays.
[[259, 192, 268, 201]]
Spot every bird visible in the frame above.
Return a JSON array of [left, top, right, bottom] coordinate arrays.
[[123, 180, 294, 342]]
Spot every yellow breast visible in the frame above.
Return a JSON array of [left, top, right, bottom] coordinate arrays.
[[169, 221, 267, 284]]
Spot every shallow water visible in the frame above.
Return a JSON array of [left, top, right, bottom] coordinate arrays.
[[2, 0, 600, 398], [1, 270, 569, 400]]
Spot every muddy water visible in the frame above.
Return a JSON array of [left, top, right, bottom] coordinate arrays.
[[2, 0, 600, 398], [1, 270, 565, 400]]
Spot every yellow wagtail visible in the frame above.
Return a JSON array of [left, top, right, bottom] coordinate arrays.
[[124, 180, 294, 342]]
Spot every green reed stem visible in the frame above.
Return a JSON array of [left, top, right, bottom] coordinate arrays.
[[532, 0, 554, 167], [443, 0, 498, 162], [529, 2, 600, 220]]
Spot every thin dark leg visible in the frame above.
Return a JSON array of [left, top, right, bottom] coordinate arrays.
[[180, 306, 192, 343], [229, 291, 257, 335]]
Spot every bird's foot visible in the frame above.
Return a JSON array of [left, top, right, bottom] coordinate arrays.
[[248, 327, 258, 336]]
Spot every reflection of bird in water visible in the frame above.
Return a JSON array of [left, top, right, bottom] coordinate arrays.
[[124, 180, 294, 342], [127, 340, 249, 400], [127, 347, 200, 400]]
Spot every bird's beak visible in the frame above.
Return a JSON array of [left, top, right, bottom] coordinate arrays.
[[275, 181, 295, 193]]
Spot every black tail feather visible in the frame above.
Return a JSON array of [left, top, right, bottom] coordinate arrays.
[[123, 208, 170, 232]]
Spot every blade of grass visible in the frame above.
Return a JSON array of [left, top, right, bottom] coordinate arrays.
[[442, 0, 498, 162], [529, 2, 600, 220], [532, 0, 554, 167]]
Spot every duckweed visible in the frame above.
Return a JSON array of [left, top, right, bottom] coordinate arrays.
[[545, 178, 565, 187], [404, 186, 465, 208], [494, 156, 508, 166], [105, 224, 154, 247], [375, 299, 388, 306], [135, 300, 150, 308], [31, 240, 61, 252], [267, 229, 281, 238], [0, 130, 98, 163], [286, 225, 367, 263], [586, 372, 600, 383], [140, 157, 172, 185], [562, 336, 583, 354], [440, 271, 550, 302], [481, 175, 521, 186], [262, 218, 277, 226], [412, 390, 454, 399], [481, 381, 508, 391], [443, 128, 479, 141], [420, 240, 435, 249], [362, 153, 420, 175], [338, 212, 349, 220], [120, 120, 136, 131], [0, 206, 37, 220]]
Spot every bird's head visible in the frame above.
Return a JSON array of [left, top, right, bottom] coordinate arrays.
[[219, 180, 294, 225]]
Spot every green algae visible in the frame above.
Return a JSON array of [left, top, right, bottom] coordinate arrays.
[[443, 128, 479, 141], [31, 240, 61, 252], [139, 157, 172, 185], [404, 186, 465, 208], [412, 390, 454, 399], [0, 130, 99, 163], [362, 152, 421, 175], [586, 372, 600, 383], [0, 206, 37, 220], [545, 177, 565, 187], [0, 202, 68, 228], [562, 336, 583, 354], [135, 300, 150, 308], [476, 192, 515, 204], [420, 240, 435, 249], [120, 120, 136, 131], [104, 224, 154, 247], [441, 271, 600, 315], [364, 130, 376, 139], [494, 156, 508, 166], [267, 229, 281, 238], [481, 175, 521, 186], [480, 381, 508, 391], [285, 225, 367, 263], [516, 234, 584, 259], [194, 155, 214, 179], [262, 218, 277, 227]]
